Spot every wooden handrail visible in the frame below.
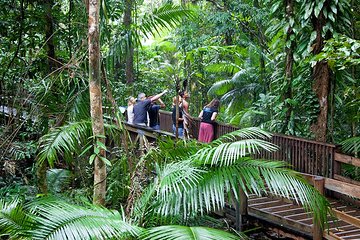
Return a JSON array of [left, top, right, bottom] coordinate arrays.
[[159, 110, 337, 147], [325, 178, 360, 199], [332, 209, 360, 229], [334, 152, 360, 167]]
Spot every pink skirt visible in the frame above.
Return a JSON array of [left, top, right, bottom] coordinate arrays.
[[198, 122, 214, 143]]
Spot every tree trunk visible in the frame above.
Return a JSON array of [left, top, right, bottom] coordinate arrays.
[[310, 2, 331, 142], [44, 0, 56, 71], [282, 0, 295, 133], [88, 0, 106, 205], [36, 160, 48, 194], [253, 0, 267, 92], [124, 0, 134, 84]]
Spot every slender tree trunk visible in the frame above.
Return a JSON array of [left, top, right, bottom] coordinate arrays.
[[88, 0, 106, 205], [282, 0, 295, 133], [124, 0, 134, 84], [223, 0, 233, 45], [254, 0, 267, 92], [37, 161, 48, 194], [310, 2, 331, 142], [44, 0, 56, 71], [36, 0, 55, 194], [68, 0, 73, 58]]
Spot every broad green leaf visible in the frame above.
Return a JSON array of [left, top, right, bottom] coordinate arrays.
[[89, 154, 96, 165], [79, 145, 92, 157], [94, 147, 100, 155], [96, 140, 107, 151], [99, 156, 112, 166]]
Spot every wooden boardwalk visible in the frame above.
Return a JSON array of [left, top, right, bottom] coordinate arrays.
[[244, 194, 360, 239]]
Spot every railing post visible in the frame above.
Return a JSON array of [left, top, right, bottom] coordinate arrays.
[[137, 130, 145, 156], [234, 186, 248, 231], [313, 176, 325, 240]]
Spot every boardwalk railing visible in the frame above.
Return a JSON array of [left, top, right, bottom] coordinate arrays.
[[127, 111, 360, 239], [159, 110, 343, 179]]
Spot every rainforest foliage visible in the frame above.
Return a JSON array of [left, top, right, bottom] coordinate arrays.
[[0, 0, 359, 239]]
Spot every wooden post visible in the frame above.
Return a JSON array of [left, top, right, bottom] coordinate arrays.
[[234, 186, 248, 231], [313, 176, 325, 240], [138, 130, 145, 156]]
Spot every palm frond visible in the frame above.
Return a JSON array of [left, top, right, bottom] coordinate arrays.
[[47, 169, 72, 194], [214, 127, 273, 143], [152, 158, 329, 227], [194, 139, 278, 167], [341, 136, 360, 155], [229, 109, 267, 127], [37, 121, 92, 167], [192, 128, 277, 167], [29, 200, 141, 240], [156, 137, 200, 162], [0, 198, 32, 239], [131, 183, 158, 226], [139, 4, 194, 38], [156, 161, 205, 200], [37, 120, 122, 168], [141, 225, 242, 240], [205, 63, 241, 75], [67, 89, 90, 121], [244, 160, 330, 225], [207, 79, 234, 97]]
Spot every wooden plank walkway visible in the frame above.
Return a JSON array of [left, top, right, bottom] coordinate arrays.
[[226, 194, 360, 239]]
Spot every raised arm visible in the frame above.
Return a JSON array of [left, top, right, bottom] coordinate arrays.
[[157, 98, 166, 108], [211, 112, 218, 121], [150, 90, 168, 102]]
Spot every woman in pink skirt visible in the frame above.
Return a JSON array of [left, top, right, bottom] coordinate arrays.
[[198, 99, 220, 143]]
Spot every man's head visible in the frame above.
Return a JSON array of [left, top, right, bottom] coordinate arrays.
[[138, 93, 146, 101]]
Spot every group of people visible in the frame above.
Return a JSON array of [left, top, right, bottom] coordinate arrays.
[[126, 89, 220, 143]]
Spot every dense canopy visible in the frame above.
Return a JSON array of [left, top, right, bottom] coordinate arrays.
[[0, 0, 359, 239]]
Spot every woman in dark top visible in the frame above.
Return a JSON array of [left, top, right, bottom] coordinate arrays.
[[198, 98, 220, 143]]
